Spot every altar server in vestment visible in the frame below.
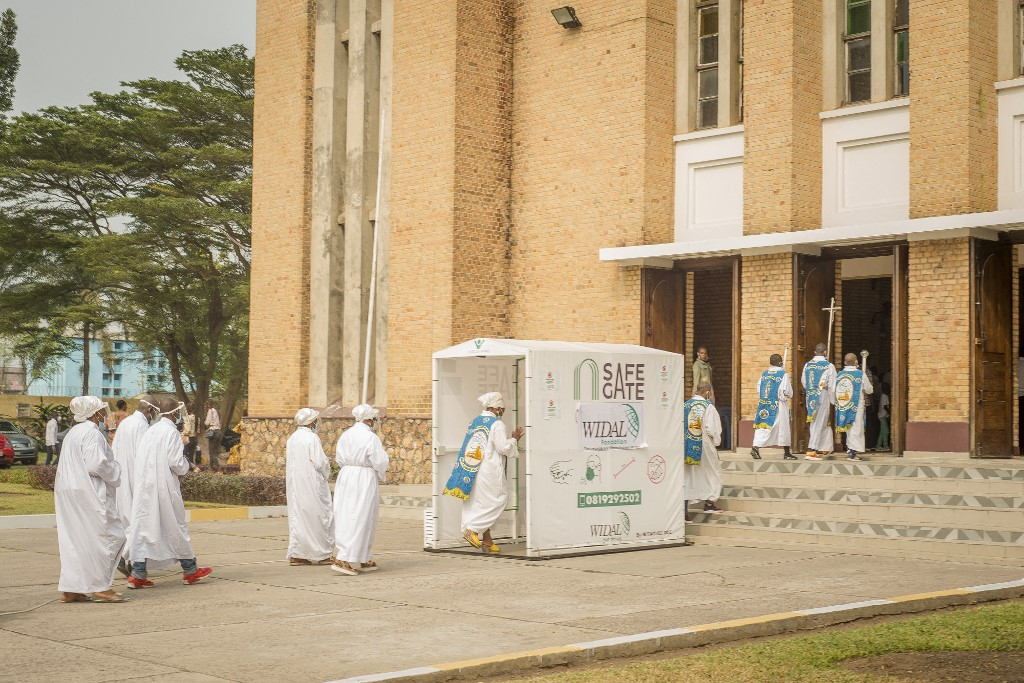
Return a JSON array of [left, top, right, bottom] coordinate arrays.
[[684, 382, 723, 517], [286, 408, 334, 566], [751, 354, 796, 460], [332, 404, 390, 576], [54, 396, 127, 603], [127, 398, 211, 589], [458, 392, 524, 554], [111, 396, 159, 557], [830, 353, 873, 461], [801, 344, 837, 460]]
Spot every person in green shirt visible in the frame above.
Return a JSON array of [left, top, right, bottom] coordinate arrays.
[[692, 347, 715, 403]]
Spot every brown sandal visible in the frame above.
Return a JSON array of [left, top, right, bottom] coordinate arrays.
[[359, 561, 379, 572], [289, 558, 313, 566], [60, 592, 91, 603]]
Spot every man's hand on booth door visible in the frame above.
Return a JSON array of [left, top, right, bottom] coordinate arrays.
[[511, 426, 525, 441]]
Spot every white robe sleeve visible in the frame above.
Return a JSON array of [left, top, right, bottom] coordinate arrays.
[[703, 403, 722, 447], [369, 434, 390, 483], [314, 439, 331, 482], [780, 373, 793, 400], [490, 420, 518, 459], [862, 370, 874, 395], [85, 428, 121, 487], [168, 434, 190, 476]]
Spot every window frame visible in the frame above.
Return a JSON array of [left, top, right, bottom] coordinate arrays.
[[695, 0, 720, 130], [844, 0, 872, 105], [893, 0, 909, 97], [1019, 0, 1024, 75]]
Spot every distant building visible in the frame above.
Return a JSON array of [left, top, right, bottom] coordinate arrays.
[[27, 337, 167, 398], [0, 363, 26, 394]]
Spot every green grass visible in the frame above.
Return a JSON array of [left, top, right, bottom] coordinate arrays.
[[526, 601, 1024, 683], [0, 480, 241, 516]]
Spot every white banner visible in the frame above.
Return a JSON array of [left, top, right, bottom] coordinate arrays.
[[578, 402, 645, 450]]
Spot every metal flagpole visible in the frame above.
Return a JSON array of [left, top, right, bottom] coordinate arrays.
[[361, 103, 388, 405]]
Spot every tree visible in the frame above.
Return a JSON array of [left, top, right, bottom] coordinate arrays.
[[0, 9, 19, 115], [0, 46, 253, 457]]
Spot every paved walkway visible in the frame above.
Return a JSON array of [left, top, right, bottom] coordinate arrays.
[[1, 514, 1022, 683]]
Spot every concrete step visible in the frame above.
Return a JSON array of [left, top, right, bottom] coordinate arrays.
[[720, 460, 1024, 496], [720, 485, 1024, 531], [687, 510, 1024, 564]]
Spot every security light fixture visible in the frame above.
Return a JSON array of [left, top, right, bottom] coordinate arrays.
[[551, 6, 581, 29]]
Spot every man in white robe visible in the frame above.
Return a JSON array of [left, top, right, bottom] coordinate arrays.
[[111, 395, 159, 565], [126, 397, 211, 588], [751, 354, 796, 460], [801, 343, 837, 460], [829, 352, 874, 461], [332, 404, 390, 576], [684, 382, 723, 519], [54, 396, 126, 603], [286, 408, 334, 565], [462, 392, 524, 554]]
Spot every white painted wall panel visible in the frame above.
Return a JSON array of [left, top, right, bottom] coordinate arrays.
[[673, 126, 744, 242]]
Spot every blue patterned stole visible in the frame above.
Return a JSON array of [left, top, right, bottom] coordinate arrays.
[[834, 369, 863, 432], [803, 359, 832, 422], [684, 397, 709, 465], [442, 414, 496, 500], [754, 369, 784, 430]]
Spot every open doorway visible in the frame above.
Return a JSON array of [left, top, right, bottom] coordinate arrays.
[[691, 268, 736, 449], [840, 268, 893, 453]]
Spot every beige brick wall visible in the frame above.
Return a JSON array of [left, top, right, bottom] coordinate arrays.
[[248, 0, 315, 417], [907, 238, 971, 422], [508, 1, 674, 345], [742, 0, 822, 234], [739, 253, 794, 421], [909, 1, 998, 217]]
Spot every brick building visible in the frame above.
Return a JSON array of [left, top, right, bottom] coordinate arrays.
[[245, 0, 1024, 480]]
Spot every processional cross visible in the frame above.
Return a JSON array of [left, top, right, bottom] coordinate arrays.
[[822, 297, 840, 359]]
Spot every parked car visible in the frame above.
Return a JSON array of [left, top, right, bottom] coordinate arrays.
[[0, 420, 39, 465], [0, 434, 14, 468]]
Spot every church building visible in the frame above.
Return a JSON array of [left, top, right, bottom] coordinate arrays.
[[243, 0, 1024, 480]]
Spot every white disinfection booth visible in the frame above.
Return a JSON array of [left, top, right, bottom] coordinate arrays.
[[426, 339, 686, 558]]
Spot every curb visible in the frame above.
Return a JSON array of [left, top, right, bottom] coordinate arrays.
[[0, 505, 288, 529], [326, 579, 1024, 683]]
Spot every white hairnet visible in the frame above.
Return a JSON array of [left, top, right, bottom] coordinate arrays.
[[70, 396, 107, 423], [294, 408, 320, 426], [478, 392, 504, 409], [352, 404, 379, 422]]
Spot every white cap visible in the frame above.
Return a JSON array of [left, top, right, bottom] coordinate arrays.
[[352, 404, 379, 422], [294, 408, 320, 426], [478, 392, 504, 409], [70, 396, 107, 423]]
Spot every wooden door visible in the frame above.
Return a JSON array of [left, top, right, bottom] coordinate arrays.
[[891, 244, 909, 453], [793, 255, 836, 452], [642, 268, 685, 354], [974, 241, 1014, 458]]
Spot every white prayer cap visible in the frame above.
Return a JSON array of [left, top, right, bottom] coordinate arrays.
[[478, 392, 504, 409], [294, 408, 320, 426], [70, 396, 107, 423], [352, 404, 379, 422]]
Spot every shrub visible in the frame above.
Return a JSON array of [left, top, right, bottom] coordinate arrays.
[[0, 467, 31, 485], [26, 465, 57, 491], [179, 472, 286, 506]]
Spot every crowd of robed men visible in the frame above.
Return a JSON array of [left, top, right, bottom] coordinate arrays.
[[53, 394, 401, 602], [682, 343, 876, 517]]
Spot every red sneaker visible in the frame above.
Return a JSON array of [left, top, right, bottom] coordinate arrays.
[[182, 567, 212, 585], [127, 577, 154, 589]]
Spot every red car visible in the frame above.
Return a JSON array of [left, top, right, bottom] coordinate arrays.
[[0, 434, 13, 468]]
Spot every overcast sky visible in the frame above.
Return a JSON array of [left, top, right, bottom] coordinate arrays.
[[4, 0, 256, 114]]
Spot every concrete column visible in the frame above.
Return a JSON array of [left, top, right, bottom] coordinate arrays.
[[675, 0, 696, 133], [373, 0, 392, 407], [308, 0, 349, 407], [870, 0, 894, 102], [998, 0, 1019, 81], [822, 0, 844, 110], [342, 0, 382, 407]]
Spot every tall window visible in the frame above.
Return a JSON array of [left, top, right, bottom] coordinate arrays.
[[696, 1, 719, 129], [1019, 0, 1024, 75], [893, 0, 909, 96], [845, 0, 872, 103], [738, 0, 744, 122]]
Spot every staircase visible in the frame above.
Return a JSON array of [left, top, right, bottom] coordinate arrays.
[[687, 453, 1024, 566]]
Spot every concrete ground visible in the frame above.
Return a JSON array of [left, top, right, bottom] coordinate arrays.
[[1, 514, 1022, 683]]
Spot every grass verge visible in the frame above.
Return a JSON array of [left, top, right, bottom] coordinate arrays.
[[0, 481, 242, 516], [523, 601, 1024, 683]]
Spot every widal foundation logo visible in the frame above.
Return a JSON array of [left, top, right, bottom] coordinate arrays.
[[591, 511, 631, 538]]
